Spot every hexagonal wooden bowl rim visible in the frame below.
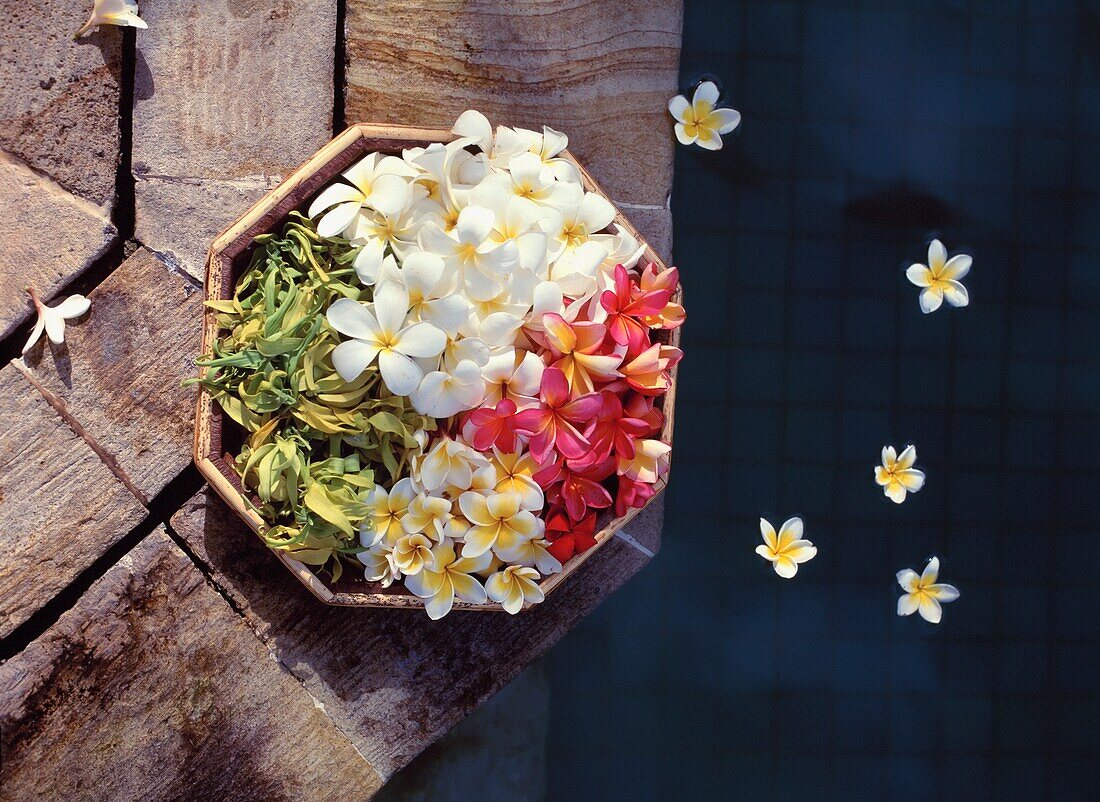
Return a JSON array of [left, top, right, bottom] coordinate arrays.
[[193, 123, 681, 611]]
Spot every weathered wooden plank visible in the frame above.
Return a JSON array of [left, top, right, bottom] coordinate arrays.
[[0, 366, 145, 640], [345, 0, 683, 208], [0, 0, 122, 209], [0, 152, 117, 340], [170, 488, 651, 779], [18, 248, 202, 503], [0, 527, 384, 800], [132, 0, 336, 279]]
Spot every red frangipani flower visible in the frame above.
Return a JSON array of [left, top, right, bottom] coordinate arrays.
[[615, 475, 658, 517], [544, 506, 599, 562], [637, 262, 685, 330], [512, 367, 601, 464], [623, 392, 665, 437], [467, 398, 519, 452], [542, 312, 623, 395], [535, 458, 614, 522], [600, 264, 671, 355], [571, 390, 652, 470], [619, 342, 683, 395]]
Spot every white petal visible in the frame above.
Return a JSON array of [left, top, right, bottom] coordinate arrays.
[[896, 569, 920, 592], [694, 128, 725, 151], [366, 173, 411, 217], [918, 595, 943, 624], [422, 295, 470, 335], [52, 295, 91, 319], [22, 315, 46, 355], [759, 518, 777, 550], [919, 287, 944, 314], [928, 583, 960, 603], [308, 183, 362, 219], [674, 123, 696, 146], [709, 107, 741, 134], [353, 239, 385, 285], [378, 349, 423, 396], [577, 192, 616, 234], [511, 351, 545, 395], [693, 81, 720, 107], [424, 585, 456, 620], [922, 557, 940, 584], [897, 593, 919, 616], [411, 371, 452, 417], [668, 94, 690, 122], [927, 239, 947, 272], [394, 322, 447, 358], [331, 340, 380, 382], [899, 469, 925, 492], [456, 205, 495, 245], [326, 298, 380, 341], [941, 254, 971, 281], [451, 109, 494, 152], [906, 264, 932, 288], [402, 250, 446, 295], [43, 309, 67, 344], [943, 280, 969, 307], [896, 445, 917, 470], [885, 481, 907, 503], [317, 202, 362, 238], [773, 557, 799, 579], [478, 312, 523, 347], [420, 221, 460, 256], [372, 281, 410, 335]]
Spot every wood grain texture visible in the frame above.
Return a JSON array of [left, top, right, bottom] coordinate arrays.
[[0, 366, 146, 640], [345, 0, 683, 207], [0, 527, 384, 801], [18, 248, 202, 503], [170, 487, 651, 779]]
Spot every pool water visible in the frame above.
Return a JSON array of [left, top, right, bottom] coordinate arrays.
[[545, 1, 1100, 797]]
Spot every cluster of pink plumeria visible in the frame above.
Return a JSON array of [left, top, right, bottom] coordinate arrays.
[[458, 262, 685, 562]]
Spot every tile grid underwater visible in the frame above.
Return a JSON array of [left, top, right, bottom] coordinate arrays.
[[545, 1, 1100, 799]]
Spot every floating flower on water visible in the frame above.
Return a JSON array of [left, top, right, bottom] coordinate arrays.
[[875, 444, 926, 504], [486, 565, 544, 614], [755, 517, 817, 579], [325, 283, 447, 396], [668, 81, 741, 151], [22, 288, 91, 355], [75, 0, 147, 39], [896, 557, 960, 624], [404, 541, 492, 620], [906, 239, 971, 314]]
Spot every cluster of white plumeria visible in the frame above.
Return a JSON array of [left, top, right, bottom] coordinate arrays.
[[315, 109, 645, 414], [310, 110, 651, 617]]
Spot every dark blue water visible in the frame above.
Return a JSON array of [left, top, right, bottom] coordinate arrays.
[[546, 1, 1100, 798]]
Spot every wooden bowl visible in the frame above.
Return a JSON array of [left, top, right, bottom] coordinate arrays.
[[193, 124, 681, 610]]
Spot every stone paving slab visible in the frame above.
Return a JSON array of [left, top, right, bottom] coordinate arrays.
[[0, 527, 384, 800], [0, 365, 146, 640], [345, 0, 683, 208], [170, 487, 652, 780], [18, 248, 202, 503], [0, 0, 122, 209], [0, 151, 117, 340], [133, 0, 336, 280]]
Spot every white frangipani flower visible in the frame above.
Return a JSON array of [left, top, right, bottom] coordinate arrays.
[[511, 124, 581, 183], [458, 490, 541, 558], [875, 445, 926, 504], [906, 239, 971, 314], [308, 153, 417, 238], [405, 540, 492, 620], [488, 152, 571, 210], [668, 81, 741, 151], [362, 478, 418, 547], [22, 288, 91, 354], [75, 0, 147, 38], [897, 557, 960, 624], [485, 565, 544, 614], [346, 184, 430, 265], [420, 205, 519, 302], [542, 185, 615, 297], [755, 517, 817, 579], [378, 250, 468, 337], [411, 359, 486, 418], [357, 542, 400, 587], [481, 347, 545, 408], [325, 282, 447, 395], [402, 492, 454, 543], [416, 437, 490, 495]]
